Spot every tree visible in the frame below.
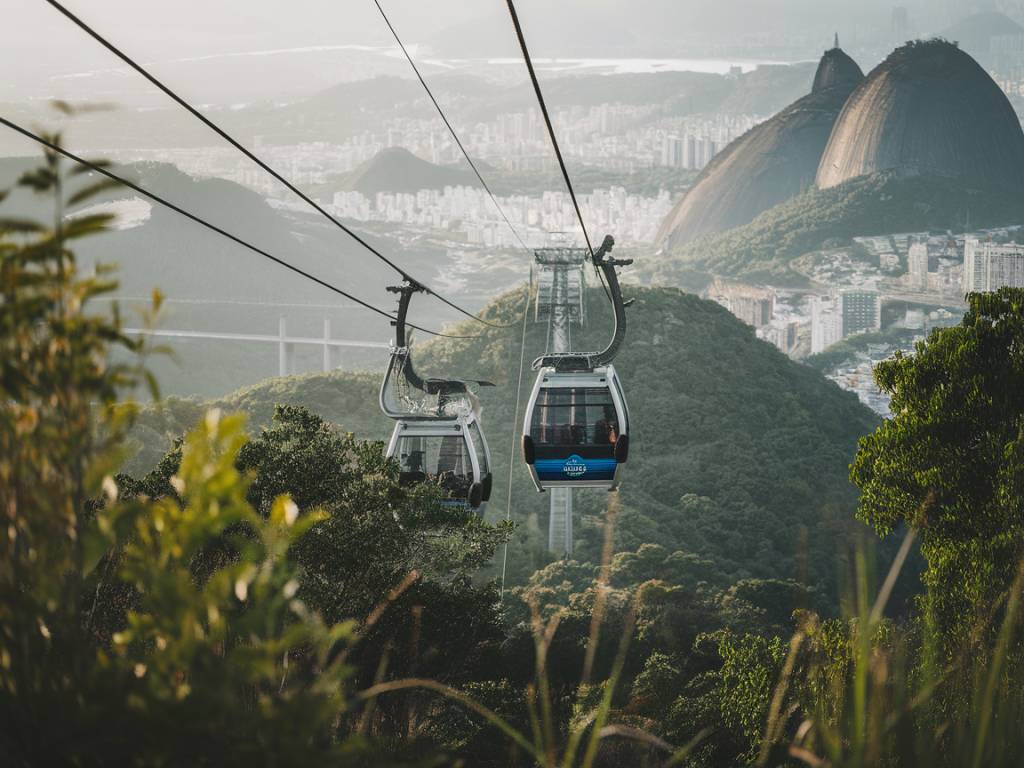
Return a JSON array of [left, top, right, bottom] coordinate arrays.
[[0, 139, 390, 766], [124, 403, 512, 751], [0, 133, 152, 763], [851, 288, 1024, 659]]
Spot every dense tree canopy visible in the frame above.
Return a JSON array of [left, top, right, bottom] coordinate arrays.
[[852, 288, 1024, 657]]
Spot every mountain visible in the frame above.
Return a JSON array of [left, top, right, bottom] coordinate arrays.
[[645, 171, 1024, 284], [0, 61, 821, 158], [811, 43, 864, 93], [342, 147, 479, 195], [817, 40, 1024, 192], [0, 158, 311, 301], [656, 45, 863, 249], [128, 284, 880, 595], [941, 11, 1024, 65], [282, 67, 815, 134], [653, 40, 1024, 282]]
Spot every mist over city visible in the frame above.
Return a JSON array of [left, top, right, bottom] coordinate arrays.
[[3, 1, 1024, 766]]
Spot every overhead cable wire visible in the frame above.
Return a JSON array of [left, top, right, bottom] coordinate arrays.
[[499, 266, 532, 598], [0, 117, 480, 340], [372, 0, 531, 254], [44, 0, 514, 330], [504, 0, 594, 256]]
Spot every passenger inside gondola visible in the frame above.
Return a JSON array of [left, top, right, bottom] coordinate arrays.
[[399, 449, 427, 485], [396, 435, 473, 500], [530, 387, 618, 455], [594, 406, 619, 445]]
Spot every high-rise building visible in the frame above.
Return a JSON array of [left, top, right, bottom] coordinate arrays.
[[840, 290, 882, 337], [684, 136, 697, 169], [661, 135, 685, 168], [963, 239, 1024, 293], [707, 279, 775, 328], [810, 293, 842, 354], [907, 241, 929, 291]]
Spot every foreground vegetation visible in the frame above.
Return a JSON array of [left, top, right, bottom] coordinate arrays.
[[3, 146, 1023, 766]]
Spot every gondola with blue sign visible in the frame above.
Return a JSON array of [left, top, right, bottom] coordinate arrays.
[[522, 236, 632, 491], [379, 281, 493, 511]]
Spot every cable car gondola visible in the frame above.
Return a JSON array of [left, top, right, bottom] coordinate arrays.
[[386, 414, 492, 510], [379, 281, 493, 511], [522, 236, 632, 491]]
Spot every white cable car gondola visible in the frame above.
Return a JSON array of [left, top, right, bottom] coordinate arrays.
[[386, 413, 492, 509], [522, 364, 629, 489], [379, 281, 493, 511], [522, 236, 632, 491]]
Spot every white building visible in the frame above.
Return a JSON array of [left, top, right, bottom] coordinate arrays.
[[963, 239, 1024, 293], [707, 279, 775, 328], [907, 241, 928, 291], [810, 293, 842, 354], [759, 319, 804, 357], [904, 308, 925, 330]]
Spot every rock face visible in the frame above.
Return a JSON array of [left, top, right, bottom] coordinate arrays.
[[811, 45, 864, 93], [657, 47, 863, 250], [816, 40, 1024, 191]]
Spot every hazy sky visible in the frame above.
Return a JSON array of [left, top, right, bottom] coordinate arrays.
[[0, 0, 995, 107]]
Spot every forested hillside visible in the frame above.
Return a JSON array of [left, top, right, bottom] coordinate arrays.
[[648, 171, 1024, 283], [131, 284, 880, 598]]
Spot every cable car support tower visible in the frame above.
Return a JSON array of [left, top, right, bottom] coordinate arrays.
[[533, 236, 629, 556], [535, 246, 585, 556]]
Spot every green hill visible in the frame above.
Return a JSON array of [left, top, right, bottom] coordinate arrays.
[[648, 171, 1024, 284], [0, 157, 355, 302], [129, 284, 880, 597], [342, 147, 480, 195]]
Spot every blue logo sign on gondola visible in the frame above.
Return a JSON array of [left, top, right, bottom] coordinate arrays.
[[563, 455, 587, 478]]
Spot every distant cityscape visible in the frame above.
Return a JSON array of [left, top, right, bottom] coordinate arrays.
[[120, 105, 760, 195], [112, 102, 756, 253], [707, 230, 1024, 415], [326, 186, 674, 248]]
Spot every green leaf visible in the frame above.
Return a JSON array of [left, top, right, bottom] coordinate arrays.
[[63, 213, 115, 239], [0, 217, 46, 233], [17, 168, 56, 192], [67, 178, 124, 207]]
